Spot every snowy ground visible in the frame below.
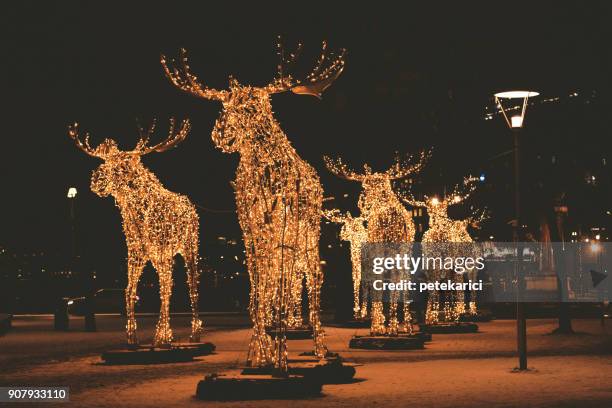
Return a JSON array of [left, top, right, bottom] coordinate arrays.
[[1, 315, 611, 407]]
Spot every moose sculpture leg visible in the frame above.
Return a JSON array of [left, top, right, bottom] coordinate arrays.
[[153, 259, 174, 347], [184, 250, 203, 342], [126, 254, 146, 346]]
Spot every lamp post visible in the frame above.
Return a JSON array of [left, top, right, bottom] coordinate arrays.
[[67, 187, 96, 331], [67, 187, 78, 260], [494, 90, 539, 370]]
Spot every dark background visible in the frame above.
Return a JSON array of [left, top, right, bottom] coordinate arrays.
[[1, 2, 610, 312]]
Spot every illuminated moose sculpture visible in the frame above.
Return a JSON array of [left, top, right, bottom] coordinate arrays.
[[68, 119, 203, 346], [324, 209, 369, 319], [402, 177, 482, 324], [161, 40, 345, 371], [324, 153, 428, 335]]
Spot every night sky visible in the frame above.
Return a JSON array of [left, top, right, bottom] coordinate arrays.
[[2, 2, 610, 277]]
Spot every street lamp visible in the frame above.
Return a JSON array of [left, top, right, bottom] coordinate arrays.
[[66, 186, 96, 331], [494, 89, 539, 371]]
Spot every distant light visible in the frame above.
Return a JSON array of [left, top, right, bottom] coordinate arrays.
[[479, 174, 486, 182], [67, 300, 74, 305], [489, 235, 494, 240], [67, 187, 77, 198], [595, 234, 601, 240], [320, 260, 327, 265], [511, 115, 524, 128], [343, 193, 349, 198], [453, 195, 461, 203], [494, 91, 540, 99], [431, 197, 439, 205]]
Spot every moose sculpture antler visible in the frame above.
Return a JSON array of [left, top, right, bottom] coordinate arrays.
[[69, 119, 203, 347], [161, 39, 345, 372]]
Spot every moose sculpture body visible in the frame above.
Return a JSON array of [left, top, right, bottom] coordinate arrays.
[[325, 153, 428, 335], [161, 41, 345, 371], [402, 177, 481, 324], [69, 119, 202, 346]]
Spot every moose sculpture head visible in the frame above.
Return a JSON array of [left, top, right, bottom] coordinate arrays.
[[161, 39, 346, 154], [324, 152, 429, 227], [69, 118, 191, 199]]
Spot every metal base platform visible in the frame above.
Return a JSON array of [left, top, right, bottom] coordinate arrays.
[[196, 373, 322, 400], [349, 334, 425, 350], [101, 342, 215, 364], [241, 356, 358, 384]]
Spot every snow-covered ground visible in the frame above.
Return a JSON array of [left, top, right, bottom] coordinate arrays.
[[1, 315, 610, 407]]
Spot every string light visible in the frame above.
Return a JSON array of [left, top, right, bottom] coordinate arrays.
[[402, 177, 484, 324], [161, 39, 345, 372], [325, 152, 428, 335], [324, 209, 368, 319], [68, 119, 203, 346]]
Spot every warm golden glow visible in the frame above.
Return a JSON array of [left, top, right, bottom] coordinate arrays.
[[324, 209, 368, 319], [162, 39, 345, 372], [402, 177, 484, 323], [68, 119, 203, 346], [325, 152, 428, 335], [494, 90, 539, 99]]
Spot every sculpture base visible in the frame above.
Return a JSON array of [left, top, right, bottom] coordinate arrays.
[[411, 331, 433, 342], [349, 334, 425, 350], [241, 356, 358, 384], [101, 342, 214, 364], [460, 311, 493, 322], [196, 373, 322, 400], [167, 342, 216, 356], [421, 322, 479, 333], [0, 314, 12, 335], [266, 325, 313, 340]]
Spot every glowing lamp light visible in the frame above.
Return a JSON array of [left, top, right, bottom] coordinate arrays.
[[494, 91, 540, 99], [67, 187, 78, 198], [431, 197, 440, 205], [494, 90, 539, 129], [511, 115, 524, 128]]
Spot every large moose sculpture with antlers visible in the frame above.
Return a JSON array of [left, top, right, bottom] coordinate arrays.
[[324, 153, 428, 335], [161, 40, 345, 371], [68, 119, 203, 347], [401, 176, 484, 324]]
